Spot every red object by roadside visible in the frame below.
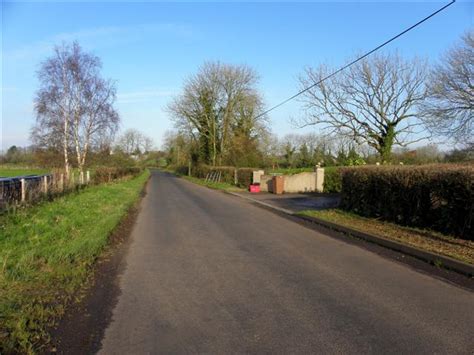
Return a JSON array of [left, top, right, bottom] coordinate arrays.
[[249, 184, 260, 193]]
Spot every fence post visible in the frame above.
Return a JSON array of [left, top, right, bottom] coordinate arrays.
[[86, 170, 90, 184], [60, 173, 64, 191], [20, 178, 26, 203], [43, 176, 48, 194], [234, 169, 238, 185]]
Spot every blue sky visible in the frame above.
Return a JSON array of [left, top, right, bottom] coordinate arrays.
[[1, 1, 472, 151]]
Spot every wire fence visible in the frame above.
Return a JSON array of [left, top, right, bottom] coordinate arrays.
[[0, 167, 144, 212], [0, 171, 91, 211]]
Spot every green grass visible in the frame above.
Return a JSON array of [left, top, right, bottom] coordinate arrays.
[[181, 175, 243, 192], [0, 167, 49, 177], [0, 170, 150, 353], [299, 209, 474, 265], [267, 167, 314, 175]]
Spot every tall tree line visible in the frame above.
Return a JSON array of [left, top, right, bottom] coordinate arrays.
[[167, 62, 267, 167]]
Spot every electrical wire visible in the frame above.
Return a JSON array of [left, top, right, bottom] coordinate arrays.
[[254, 0, 456, 120]]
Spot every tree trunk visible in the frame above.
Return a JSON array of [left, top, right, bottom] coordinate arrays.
[[212, 119, 217, 167], [378, 125, 395, 163], [63, 115, 70, 178], [80, 141, 89, 176], [74, 120, 83, 178]]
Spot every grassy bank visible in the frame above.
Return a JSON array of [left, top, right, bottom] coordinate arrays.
[[181, 175, 244, 192], [0, 170, 150, 353], [299, 209, 474, 265]]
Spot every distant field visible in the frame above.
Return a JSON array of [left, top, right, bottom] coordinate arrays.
[[0, 167, 49, 177]]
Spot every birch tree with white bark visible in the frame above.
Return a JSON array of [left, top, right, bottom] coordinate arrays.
[[33, 41, 119, 176]]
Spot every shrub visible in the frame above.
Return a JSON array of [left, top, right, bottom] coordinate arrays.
[[340, 164, 474, 240], [236, 168, 254, 187], [93, 167, 142, 184], [173, 165, 189, 176], [323, 166, 342, 193]]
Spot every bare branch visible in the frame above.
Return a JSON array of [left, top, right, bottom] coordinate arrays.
[[420, 29, 474, 146], [297, 52, 428, 161]]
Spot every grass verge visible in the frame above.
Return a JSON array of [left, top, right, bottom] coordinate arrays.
[[181, 175, 244, 192], [299, 209, 474, 265], [0, 170, 150, 353]]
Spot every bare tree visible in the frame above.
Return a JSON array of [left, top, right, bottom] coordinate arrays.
[[298, 53, 428, 162], [168, 61, 266, 166], [33, 42, 119, 176], [73, 74, 119, 175], [421, 30, 474, 145], [115, 128, 154, 155], [34, 44, 75, 176]]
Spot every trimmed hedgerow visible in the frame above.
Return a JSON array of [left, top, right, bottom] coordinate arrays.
[[323, 166, 343, 193], [340, 164, 473, 240]]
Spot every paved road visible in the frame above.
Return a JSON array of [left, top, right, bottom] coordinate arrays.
[[234, 191, 340, 212], [99, 170, 474, 354]]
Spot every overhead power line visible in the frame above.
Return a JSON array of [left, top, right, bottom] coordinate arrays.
[[255, 0, 456, 120]]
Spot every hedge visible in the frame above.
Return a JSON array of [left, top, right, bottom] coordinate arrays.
[[323, 167, 342, 193], [340, 165, 473, 240], [173, 165, 189, 176], [236, 168, 254, 188], [93, 167, 142, 184]]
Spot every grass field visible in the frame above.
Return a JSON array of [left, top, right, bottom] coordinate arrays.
[[299, 209, 474, 265], [0, 167, 49, 177], [267, 167, 314, 175], [0, 170, 150, 353]]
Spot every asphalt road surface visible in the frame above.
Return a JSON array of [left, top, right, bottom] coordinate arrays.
[[99, 170, 474, 354]]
